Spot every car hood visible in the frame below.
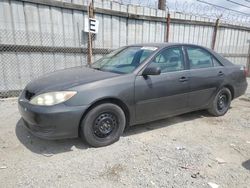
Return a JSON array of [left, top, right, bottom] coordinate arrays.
[[25, 66, 120, 94]]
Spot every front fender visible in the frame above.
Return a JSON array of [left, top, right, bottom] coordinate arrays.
[[64, 74, 137, 125]]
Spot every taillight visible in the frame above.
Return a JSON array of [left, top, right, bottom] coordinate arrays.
[[244, 66, 248, 77], [241, 66, 248, 77]]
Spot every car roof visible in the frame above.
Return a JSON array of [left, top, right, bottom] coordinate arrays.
[[128, 42, 175, 48], [127, 42, 210, 49]]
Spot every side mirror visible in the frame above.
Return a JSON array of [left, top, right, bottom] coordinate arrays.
[[142, 66, 161, 76]]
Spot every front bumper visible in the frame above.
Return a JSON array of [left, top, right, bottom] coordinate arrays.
[[18, 92, 89, 140]]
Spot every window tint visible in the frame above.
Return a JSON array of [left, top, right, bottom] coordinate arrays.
[[150, 47, 184, 73], [186, 47, 214, 69]]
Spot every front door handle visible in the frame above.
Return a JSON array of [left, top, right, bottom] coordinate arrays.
[[179, 76, 188, 82], [218, 71, 224, 76]]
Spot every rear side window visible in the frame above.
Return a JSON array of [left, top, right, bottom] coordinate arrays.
[[186, 47, 220, 69]]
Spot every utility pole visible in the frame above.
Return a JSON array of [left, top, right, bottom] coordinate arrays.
[[158, 0, 166, 10]]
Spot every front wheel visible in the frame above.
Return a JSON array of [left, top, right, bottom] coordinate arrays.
[[80, 103, 126, 147], [208, 88, 232, 116]]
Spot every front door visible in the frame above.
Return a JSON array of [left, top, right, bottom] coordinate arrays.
[[135, 46, 190, 123]]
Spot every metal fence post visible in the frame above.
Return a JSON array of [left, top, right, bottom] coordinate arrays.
[[166, 13, 170, 42], [211, 18, 219, 50], [247, 40, 250, 77], [87, 0, 94, 66]]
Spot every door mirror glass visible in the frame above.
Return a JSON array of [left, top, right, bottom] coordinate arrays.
[[142, 66, 161, 76]]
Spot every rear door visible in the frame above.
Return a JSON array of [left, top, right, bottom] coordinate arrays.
[[135, 46, 190, 122], [184, 46, 224, 109]]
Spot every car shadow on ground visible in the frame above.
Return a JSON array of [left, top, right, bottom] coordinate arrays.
[[242, 159, 250, 171], [123, 110, 209, 137], [16, 110, 209, 155], [15, 119, 89, 155]]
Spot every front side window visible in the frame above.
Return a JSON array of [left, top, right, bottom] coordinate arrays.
[[186, 47, 218, 69], [149, 47, 184, 73], [91, 46, 157, 74]]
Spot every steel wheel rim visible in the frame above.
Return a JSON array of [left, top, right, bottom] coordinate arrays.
[[93, 112, 118, 138], [217, 93, 228, 111]]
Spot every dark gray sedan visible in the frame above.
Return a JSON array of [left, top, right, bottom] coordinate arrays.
[[18, 43, 248, 147]]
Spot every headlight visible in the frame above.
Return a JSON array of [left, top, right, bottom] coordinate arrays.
[[30, 91, 77, 106]]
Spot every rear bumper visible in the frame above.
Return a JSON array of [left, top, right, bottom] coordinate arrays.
[[18, 93, 89, 140], [234, 81, 248, 98]]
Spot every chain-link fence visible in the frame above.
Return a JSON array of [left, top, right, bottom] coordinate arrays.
[[0, 27, 110, 98]]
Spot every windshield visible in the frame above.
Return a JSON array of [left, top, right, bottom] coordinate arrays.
[[91, 46, 158, 74]]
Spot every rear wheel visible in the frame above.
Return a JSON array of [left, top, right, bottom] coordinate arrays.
[[208, 88, 232, 116], [80, 103, 126, 147]]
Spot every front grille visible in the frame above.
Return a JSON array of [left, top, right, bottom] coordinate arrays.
[[25, 90, 35, 100]]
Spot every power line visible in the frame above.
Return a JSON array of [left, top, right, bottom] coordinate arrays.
[[227, 0, 250, 9], [196, 0, 250, 16]]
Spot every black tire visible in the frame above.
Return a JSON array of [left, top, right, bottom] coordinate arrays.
[[208, 88, 232, 116], [80, 103, 126, 147]]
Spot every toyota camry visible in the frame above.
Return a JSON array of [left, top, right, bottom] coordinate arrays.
[[18, 43, 248, 147]]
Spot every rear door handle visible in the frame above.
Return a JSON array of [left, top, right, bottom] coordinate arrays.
[[179, 76, 188, 82], [218, 71, 224, 76]]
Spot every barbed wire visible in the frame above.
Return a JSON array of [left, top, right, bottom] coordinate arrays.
[[173, 0, 250, 26], [112, 0, 157, 9], [111, 0, 250, 26]]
